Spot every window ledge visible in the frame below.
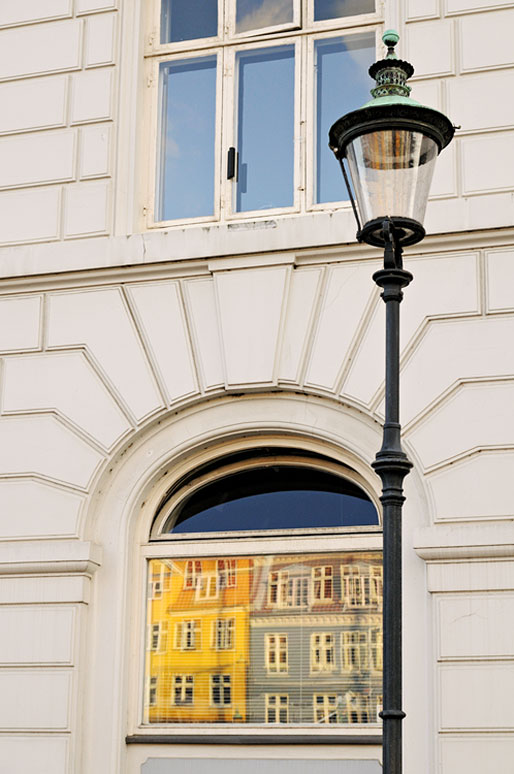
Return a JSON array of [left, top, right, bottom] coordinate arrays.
[[126, 733, 382, 745]]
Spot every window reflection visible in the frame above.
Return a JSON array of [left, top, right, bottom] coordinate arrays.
[[314, 0, 375, 21], [144, 551, 382, 724], [161, 0, 218, 43], [315, 34, 375, 204], [236, 0, 294, 34], [162, 465, 379, 533], [158, 57, 217, 221], [236, 46, 295, 212]]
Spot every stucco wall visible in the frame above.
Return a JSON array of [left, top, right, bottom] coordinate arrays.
[[0, 1, 513, 773]]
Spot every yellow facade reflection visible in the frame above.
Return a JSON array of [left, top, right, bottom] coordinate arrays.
[[145, 557, 252, 723]]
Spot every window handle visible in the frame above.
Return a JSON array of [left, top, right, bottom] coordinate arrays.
[[227, 147, 238, 181]]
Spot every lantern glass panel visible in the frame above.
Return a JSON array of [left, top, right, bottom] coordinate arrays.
[[345, 129, 438, 226]]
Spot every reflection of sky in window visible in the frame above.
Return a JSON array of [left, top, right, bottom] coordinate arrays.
[[236, 46, 295, 212], [170, 491, 379, 533], [236, 0, 294, 33], [315, 34, 375, 204], [314, 0, 375, 21], [159, 57, 217, 221], [160, 0, 218, 43]]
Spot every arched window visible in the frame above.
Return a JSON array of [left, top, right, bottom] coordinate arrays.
[[142, 450, 382, 731]]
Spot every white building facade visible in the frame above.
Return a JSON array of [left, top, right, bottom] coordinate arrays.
[[0, 1, 513, 773]]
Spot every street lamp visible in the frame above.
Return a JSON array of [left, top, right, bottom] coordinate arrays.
[[329, 30, 454, 774]]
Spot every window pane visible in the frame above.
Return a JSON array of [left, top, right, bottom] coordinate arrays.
[[236, 0, 294, 34], [236, 45, 295, 212], [158, 57, 217, 221], [161, 466, 379, 533], [314, 0, 375, 21], [315, 33, 375, 204], [144, 551, 382, 724], [161, 0, 218, 44]]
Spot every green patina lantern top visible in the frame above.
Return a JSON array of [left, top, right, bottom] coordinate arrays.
[[363, 30, 420, 108], [328, 29, 455, 155]]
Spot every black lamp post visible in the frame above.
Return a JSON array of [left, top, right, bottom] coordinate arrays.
[[329, 30, 454, 774]]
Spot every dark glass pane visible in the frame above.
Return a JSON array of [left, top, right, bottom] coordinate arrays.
[[236, 46, 295, 212], [162, 466, 379, 533], [315, 33, 375, 203], [158, 57, 217, 221], [161, 0, 218, 44], [236, 0, 294, 34], [314, 0, 374, 21]]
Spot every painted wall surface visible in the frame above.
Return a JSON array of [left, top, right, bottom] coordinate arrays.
[[0, 1, 512, 774]]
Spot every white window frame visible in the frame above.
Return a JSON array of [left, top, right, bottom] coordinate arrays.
[[370, 565, 383, 607], [210, 673, 232, 706], [212, 617, 235, 650], [312, 564, 333, 601], [148, 621, 168, 652], [370, 627, 382, 671], [148, 675, 158, 707], [313, 693, 338, 724], [172, 674, 194, 706], [268, 569, 309, 608], [148, 47, 224, 228], [265, 633, 288, 674], [341, 565, 374, 608], [196, 572, 219, 600], [341, 630, 369, 672], [184, 559, 202, 590], [221, 34, 303, 222], [217, 558, 237, 588], [149, 562, 171, 598], [343, 691, 371, 724], [143, 1, 381, 231], [265, 693, 289, 723], [174, 619, 201, 650], [311, 631, 336, 673]]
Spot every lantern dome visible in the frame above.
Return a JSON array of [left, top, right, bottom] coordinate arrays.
[[329, 30, 455, 246]]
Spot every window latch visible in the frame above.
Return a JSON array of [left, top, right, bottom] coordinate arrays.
[[227, 147, 238, 181]]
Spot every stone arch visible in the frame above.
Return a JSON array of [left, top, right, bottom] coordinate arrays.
[[80, 391, 431, 774]]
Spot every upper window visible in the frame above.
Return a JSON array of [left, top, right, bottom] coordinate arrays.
[[141, 450, 382, 732], [146, 0, 379, 225]]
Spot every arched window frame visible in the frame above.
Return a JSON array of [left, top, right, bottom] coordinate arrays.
[[138, 447, 383, 740]]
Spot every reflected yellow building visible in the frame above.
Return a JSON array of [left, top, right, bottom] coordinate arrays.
[[145, 557, 252, 723]]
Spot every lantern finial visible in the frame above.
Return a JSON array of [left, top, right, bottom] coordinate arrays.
[[383, 29, 399, 58], [368, 31, 414, 100]]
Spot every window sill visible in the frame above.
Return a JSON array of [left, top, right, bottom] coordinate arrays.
[[126, 733, 382, 745]]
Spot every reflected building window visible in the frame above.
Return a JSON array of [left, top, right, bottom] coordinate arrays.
[[211, 675, 232, 706], [266, 694, 289, 723], [341, 631, 369, 672], [213, 618, 235, 650], [184, 560, 201, 589], [266, 634, 288, 674], [174, 620, 201, 651], [314, 694, 339, 724], [173, 675, 194, 705], [311, 633, 336, 673], [313, 565, 333, 601], [149, 676, 158, 707]]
